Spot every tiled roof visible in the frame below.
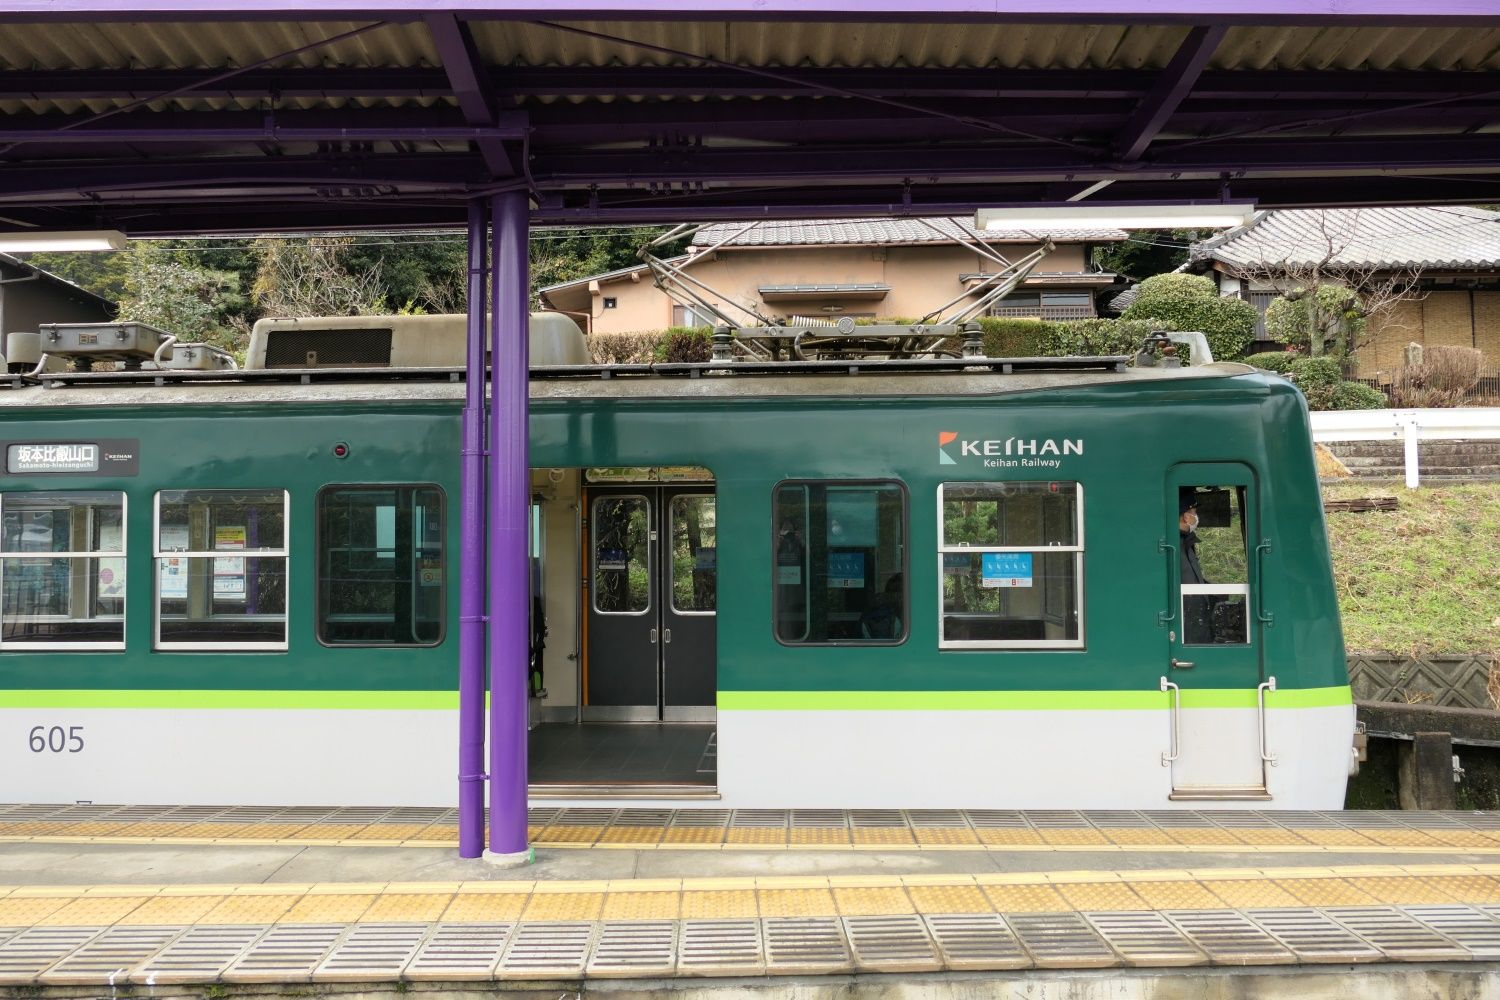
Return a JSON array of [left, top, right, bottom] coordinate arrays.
[[1193, 206, 1500, 271], [692, 217, 1127, 248]]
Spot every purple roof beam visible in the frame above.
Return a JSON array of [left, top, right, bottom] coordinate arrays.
[[425, 13, 520, 177], [1113, 24, 1226, 160]]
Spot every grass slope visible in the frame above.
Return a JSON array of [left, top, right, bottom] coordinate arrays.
[[1323, 481, 1500, 655]]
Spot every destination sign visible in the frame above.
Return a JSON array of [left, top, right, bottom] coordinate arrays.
[[3, 439, 139, 477]]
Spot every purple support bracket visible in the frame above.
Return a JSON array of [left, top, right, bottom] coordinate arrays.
[[458, 198, 489, 860], [486, 189, 532, 866], [1113, 23, 1228, 160]]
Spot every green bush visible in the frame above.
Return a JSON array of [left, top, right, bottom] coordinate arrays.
[[1121, 272, 1260, 361], [1038, 318, 1164, 358], [1329, 381, 1388, 411], [1288, 356, 1343, 390], [1241, 351, 1298, 374], [652, 325, 712, 363], [977, 317, 1051, 357]]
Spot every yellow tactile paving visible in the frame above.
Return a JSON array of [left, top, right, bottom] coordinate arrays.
[[726, 827, 788, 845], [1361, 828, 1446, 849], [1053, 882, 1152, 912], [1228, 828, 1311, 847], [833, 887, 914, 916], [1353, 876, 1463, 905], [1286, 828, 1376, 847], [117, 895, 228, 925], [1276, 878, 1379, 906], [1415, 829, 1500, 849], [974, 828, 1045, 847], [1202, 879, 1304, 909], [197, 894, 300, 925], [277, 894, 378, 923], [441, 893, 529, 922], [0, 896, 71, 925], [602, 892, 681, 920], [981, 883, 1069, 913], [661, 826, 728, 845], [850, 828, 915, 847], [906, 884, 992, 914], [36, 895, 149, 926], [110, 822, 195, 839], [788, 828, 850, 847], [349, 824, 432, 842], [1099, 828, 1175, 847], [406, 825, 460, 843], [1423, 875, 1500, 904], [534, 825, 603, 845], [362, 893, 454, 922], [681, 890, 759, 919], [598, 826, 667, 845], [1126, 880, 1225, 911], [757, 888, 838, 917], [1037, 828, 1112, 847], [1162, 827, 1248, 847], [521, 892, 604, 922], [286, 823, 356, 842], [911, 827, 980, 847]]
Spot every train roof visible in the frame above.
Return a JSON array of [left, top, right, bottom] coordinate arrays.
[[0, 358, 1268, 410]]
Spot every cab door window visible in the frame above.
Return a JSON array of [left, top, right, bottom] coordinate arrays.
[[1177, 485, 1249, 645]]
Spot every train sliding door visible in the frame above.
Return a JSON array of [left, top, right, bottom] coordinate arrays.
[[584, 486, 716, 722], [1162, 463, 1269, 800]]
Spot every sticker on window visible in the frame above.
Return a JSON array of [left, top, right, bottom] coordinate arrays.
[[981, 552, 1033, 588]]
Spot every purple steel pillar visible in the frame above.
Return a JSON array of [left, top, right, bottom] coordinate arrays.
[[458, 199, 489, 859], [486, 189, 532, 864]]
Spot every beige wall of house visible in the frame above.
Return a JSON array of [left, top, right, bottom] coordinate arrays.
[[1354, 290, 1500, 378], [544, 242, 1090, 335]]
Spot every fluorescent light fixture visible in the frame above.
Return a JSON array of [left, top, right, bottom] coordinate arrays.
[[0, 229, 129, 252], [977, 202, 1256, 231]]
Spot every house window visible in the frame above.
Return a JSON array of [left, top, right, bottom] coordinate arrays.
[[602, 297, 618, 309], [989, 292, 1096, 320], [0, 491, 126, 649], [672, 305, 708, 328], [939, 482, 1083, 648]]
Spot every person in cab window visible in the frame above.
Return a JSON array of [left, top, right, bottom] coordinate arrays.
[[1178, 490, 1213, 645]]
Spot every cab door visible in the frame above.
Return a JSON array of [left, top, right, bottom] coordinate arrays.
[[1162, 462, 1270, 799]]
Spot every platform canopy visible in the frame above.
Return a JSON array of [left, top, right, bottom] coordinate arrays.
[[0, 2, 1497, 233]]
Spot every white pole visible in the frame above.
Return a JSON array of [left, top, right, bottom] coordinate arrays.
[[1403, 414, 1421, 489]]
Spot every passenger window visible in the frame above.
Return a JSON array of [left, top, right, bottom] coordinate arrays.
[[318, 486, 444, 646], [940, 482, 1083, 648], [773, 481, 906, 644], [1177, 486, 1249, 646], [0, 491, 125, 648], [670, 494, 716, 614], [593, 495, 650, 614], [155, 489, 288, 649]]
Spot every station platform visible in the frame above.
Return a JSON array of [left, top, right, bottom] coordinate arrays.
[[6, 805, 1500, 996]]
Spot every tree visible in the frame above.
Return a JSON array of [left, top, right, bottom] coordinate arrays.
[[114, 244, 246, 352], [251, 236, 388, 317], [1120, 272, 1260, 361], [1090, 228, 1217, 282], [1222, 210, 1422, 361]]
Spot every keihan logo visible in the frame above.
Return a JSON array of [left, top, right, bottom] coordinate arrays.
[[938, 431, 959, 466]]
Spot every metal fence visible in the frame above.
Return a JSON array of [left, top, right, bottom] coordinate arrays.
[[1350, 364, 1500, 408], [1310, 407, 1500, 487]]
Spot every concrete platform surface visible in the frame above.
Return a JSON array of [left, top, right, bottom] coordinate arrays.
[[6, 805, 1500, 990]]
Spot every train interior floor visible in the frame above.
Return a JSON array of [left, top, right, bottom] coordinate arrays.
[[8, 806, 1500, 989], [526, 722, 717, 788]]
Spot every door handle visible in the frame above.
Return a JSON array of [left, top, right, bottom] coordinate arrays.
[[1158, 538, 1176, 626], [649, 628, 658, 643], [663, 628, 672, 643], [1255, 540, 1275, 626], [1170, 658, 1195, 670], [1160, 677, 1181, 766]]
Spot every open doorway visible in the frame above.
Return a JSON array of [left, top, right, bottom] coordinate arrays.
[[528, 467, 717, 793]]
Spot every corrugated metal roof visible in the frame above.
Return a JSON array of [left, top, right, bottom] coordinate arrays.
[[693, 217, 1127, 247], [1195, 206, 1500, 271]]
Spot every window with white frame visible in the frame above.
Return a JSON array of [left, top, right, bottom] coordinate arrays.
[[939, 481, 1083, 648], [155, 489, 288, 649], [0, 491, 126, 648]]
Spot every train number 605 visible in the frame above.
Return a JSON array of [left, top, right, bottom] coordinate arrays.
[[28, 726, 83, 754]]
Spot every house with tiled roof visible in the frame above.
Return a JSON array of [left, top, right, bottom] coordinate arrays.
[[538, 218, 1127, 336], [1186, 206, 1500, 377]]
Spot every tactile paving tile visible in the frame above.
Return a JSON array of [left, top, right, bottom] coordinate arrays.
[[1198, 879, 1302, 910], [1245, 908, 1383, 963], [1084, 911, 1205, 967], [924, 913, 1030, 970], [586, 920, 676, 977], [404, 923, 510, 980], [313, 923, 431, 981], [497, 922, 594, 978], [1275, 878, 1377, 907], [0, 926, 101, 983], [966, 810, 1043, 847], [1164, 909, 1295, 966], [441, 893, 529, 923], [1325, 906, 1469, 961], [1053, 881, 1150, 912], [36, 894, 149, 926], [222, 924, 349, 982], [981, 883, 1068, 913], [601, 892, 680, 921], [362, 893, 453, 923], [132, 925, 267, 984], [758, 888, 836, 918], [676, 919, 764, 977], [1404, 906, 1500, 959], [680, 890, 758, 920], [833, 886, 912, 916], [727, 809, 788, 845], [843, 914, 940, 972], [38, 926, 183, 985], [762, 916, 853, 974], [1005, 911, 1119, 969], [117, 894, 228, 925]]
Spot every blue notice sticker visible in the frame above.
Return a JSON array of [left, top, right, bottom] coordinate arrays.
[[825, 551, 866, 588], [981, 552, 1033, 588]]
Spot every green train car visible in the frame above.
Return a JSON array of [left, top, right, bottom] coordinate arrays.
[[0, 316, 1355, 808]]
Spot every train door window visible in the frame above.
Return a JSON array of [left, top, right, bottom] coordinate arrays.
[[317, 486, 445, 646], [155, 489, 289, 650], [1178, 486, 1249, 646], [592, 495, 650, 614], [670, 494, 716, 613], [773, 481, 906, 645], [939, 482, 1083, 648], [0, 491, 125, 649]]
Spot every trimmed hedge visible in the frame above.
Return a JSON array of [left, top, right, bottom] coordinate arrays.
[[1120, 272, 1260, 361], [1241, 351, 1298, 375], [977, 316, 1164, 360]]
